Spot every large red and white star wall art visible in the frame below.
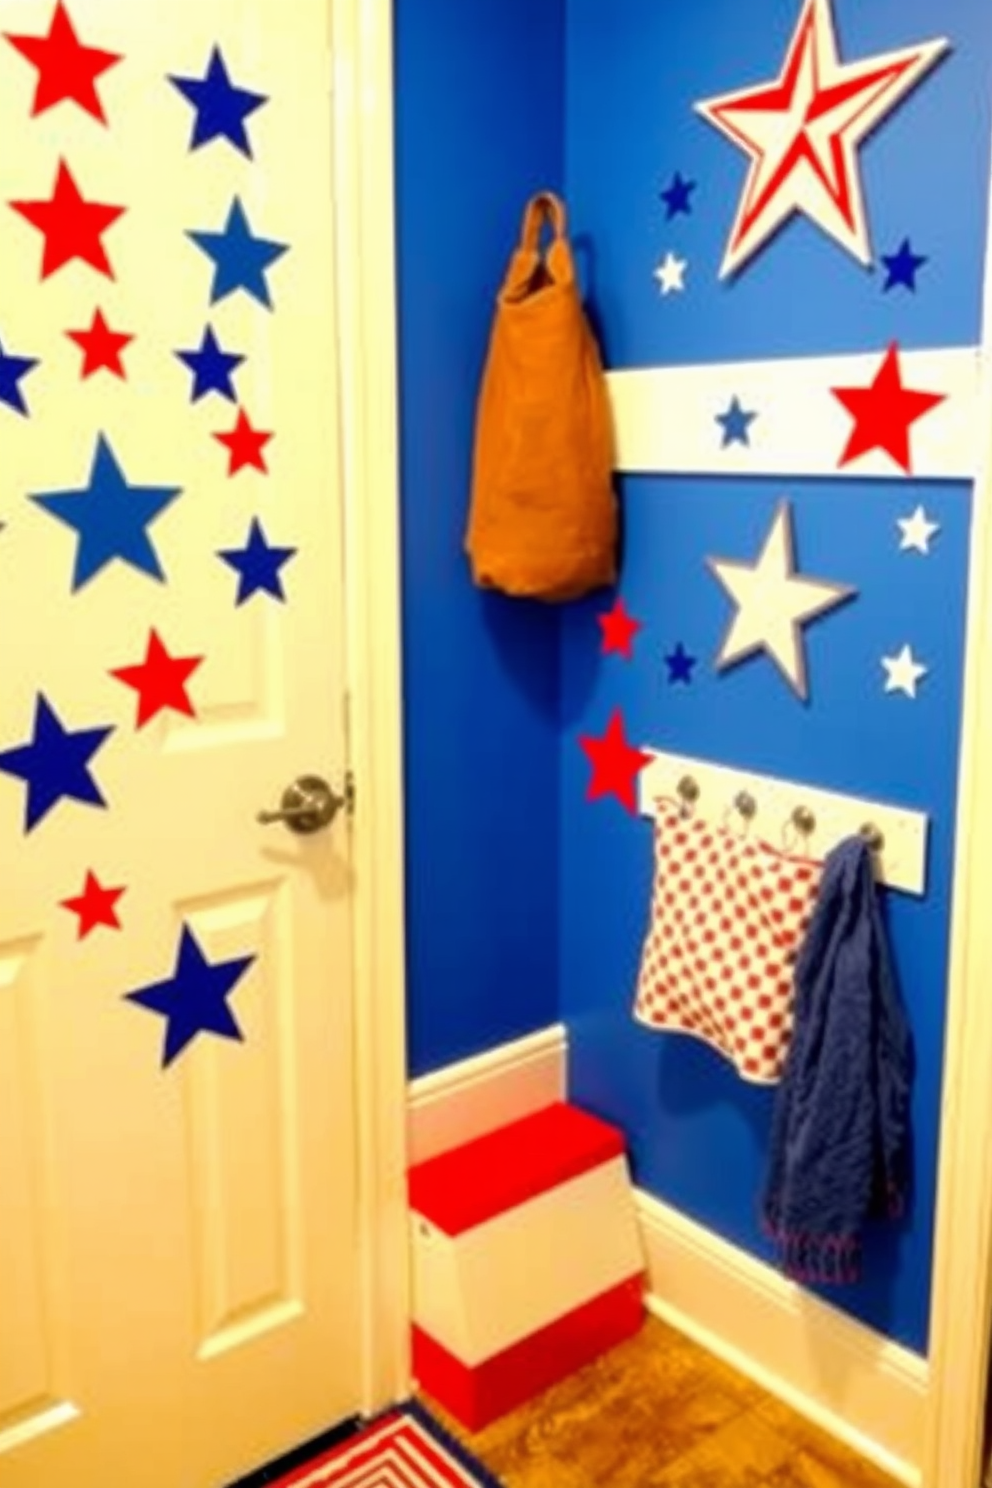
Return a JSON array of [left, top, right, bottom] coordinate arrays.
[[695, 0, 948, 278]]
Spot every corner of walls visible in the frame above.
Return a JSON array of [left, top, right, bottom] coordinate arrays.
[[393, 0, 567, 1079]]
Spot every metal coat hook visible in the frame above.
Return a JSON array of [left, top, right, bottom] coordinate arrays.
[[676, 775, 700, 818], [783, 803, 816, 852], [734, 789, 757, 820], [725, 789, 757, 835], [860, 822, 885, 853]]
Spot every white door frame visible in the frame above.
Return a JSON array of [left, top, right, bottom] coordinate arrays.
[[330, 0, 410, 1416], [922, 164, 992, 1487]]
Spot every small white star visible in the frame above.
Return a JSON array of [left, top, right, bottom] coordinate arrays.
[[654, 251, 687, 296], [897, 504, 940, 554], [882, 643, 927, 698]]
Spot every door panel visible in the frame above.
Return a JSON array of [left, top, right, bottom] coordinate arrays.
[[0, 1, 361, 1484]]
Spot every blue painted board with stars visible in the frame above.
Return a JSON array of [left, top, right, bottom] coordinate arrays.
[[563, 0, 991, 1358]]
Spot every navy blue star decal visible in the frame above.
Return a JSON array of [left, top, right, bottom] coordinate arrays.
[[0, 333, 40, 416], [881, 238, 927, 292], [175, 325, 245, 403], [716, 396, 757, 448], [665, 644, 697, 685], [169, 45, 268, 158], [188, 197, 289, 309], [125, 923, 255, 1067], [0, 693, 113, 832], [218, 517, 297, 604], [31, 434, 182, 591], [660, 171, 696, 219]]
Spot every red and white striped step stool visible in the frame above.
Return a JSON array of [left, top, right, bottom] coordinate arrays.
[[408, 1101, 645, 1430]]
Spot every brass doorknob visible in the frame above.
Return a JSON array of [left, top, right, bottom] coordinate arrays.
[[257, 775, 344, 834]]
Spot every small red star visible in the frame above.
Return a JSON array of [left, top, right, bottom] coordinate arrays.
[[213, 407, 273, 475], [579, 708, 652, 813], [9, 159, 125, 280], [598, 597, 643, 660], [61, 869, 126, 939], [110, 628, 204, 728], [4, 2, 121, 123], [66, 307, 133, 379], [832, 342, 945, 474]]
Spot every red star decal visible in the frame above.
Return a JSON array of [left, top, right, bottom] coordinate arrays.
[[831, 343, 945, 474], [61, 869, 126, 939], [579, 709, 652, 813], [110, 628, 204, 729], [4, 2, 121, 123], [598, 597, 643, 660], [66, 307, 133, 379], [213, 407, 273, 475], [10, 159, 125, 280], [696, 0, 947, 277]]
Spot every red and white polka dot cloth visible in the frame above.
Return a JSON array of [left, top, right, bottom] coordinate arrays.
[[634, 799, 823, 1084]]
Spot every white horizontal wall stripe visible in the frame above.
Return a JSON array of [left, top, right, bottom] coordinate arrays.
[[606, 346, 980, 481]]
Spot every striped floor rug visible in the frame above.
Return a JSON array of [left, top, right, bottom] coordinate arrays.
[[266, 1402, 504, 1488]]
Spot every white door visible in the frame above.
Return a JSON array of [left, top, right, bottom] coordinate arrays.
[[0, 2, 368, 1484]]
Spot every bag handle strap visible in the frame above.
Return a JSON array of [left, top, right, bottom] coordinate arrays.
[[502, 191, 574, 297]]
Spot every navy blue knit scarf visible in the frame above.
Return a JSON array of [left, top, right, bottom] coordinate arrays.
[[762, 836, 912, 1285]]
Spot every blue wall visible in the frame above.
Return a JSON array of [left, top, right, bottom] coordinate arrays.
[[394, 0, 565, 1076], [561, 0, 990, 1353]]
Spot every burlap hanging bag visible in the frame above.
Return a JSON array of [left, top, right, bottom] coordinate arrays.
[[465, 192, 618, 601]]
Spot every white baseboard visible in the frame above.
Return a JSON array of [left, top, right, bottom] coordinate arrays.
[[405, 1030, 927, 1485], [635, 1188, 929, 1486], [407, 1024, 567, 1165]]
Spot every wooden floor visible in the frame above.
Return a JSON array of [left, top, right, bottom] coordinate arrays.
[[423, 1315, 896, 1487]]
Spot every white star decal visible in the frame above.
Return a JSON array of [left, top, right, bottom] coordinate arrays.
[[897, 504, 940, 554], [882, 644, 927, 698], [707, 500, 855, 699], [654, 251, 687, 296], [696, 0, 948, 278]]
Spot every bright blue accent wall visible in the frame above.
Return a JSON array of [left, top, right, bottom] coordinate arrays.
[[562, 0, 991, 1352], [394, 0, 565, 1077], [394, 0, 991, 1355]]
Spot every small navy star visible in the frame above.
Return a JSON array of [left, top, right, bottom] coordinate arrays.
[[31, 434, 182, 591], [125, 923, 255, 1067], [660, 171, 696, 219], [218, 517, 297, 604], [881, 238, 927, 292], [175, 325, 245, 403], [665, 643, 697, 684], [0, 333, 40, 416], [188, 197, 289, 309], [169, 45, 268, 158], [0, 693, 113, 832], [716, 396, 757, 447]]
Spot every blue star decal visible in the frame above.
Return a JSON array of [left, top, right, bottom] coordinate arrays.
[[126, 924, 255, 1068], [175, 325, 245, 403], [665, 644, 697, 685], [218, 517, 297, 604], [716, 396, 757, 447], [0, 333, 40, 416], [660, 171, 696, 218], [881, 238, 927, 292], [188, 198, 289, 309], [31, 434, 182, 591], [169, 45, 268, 158], [0, 693, 113, 832]]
